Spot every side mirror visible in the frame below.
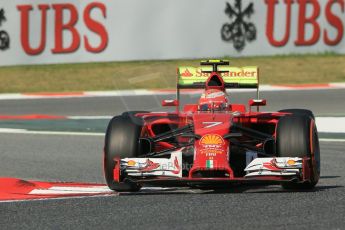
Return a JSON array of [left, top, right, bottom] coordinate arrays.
[[249, 99, 266, 107], [249, 99, 266, 112], [162, 99, 179, 107]]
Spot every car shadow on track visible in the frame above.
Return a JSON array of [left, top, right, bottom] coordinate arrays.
[[119, 175, 342, 195], [119, 184, 343, 196], [320, 175, 341, 179], [207, 185, 343, 194]]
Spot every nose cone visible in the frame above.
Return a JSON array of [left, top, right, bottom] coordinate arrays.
[[189, 113, 234, 177], [192, 113, 232, 136]]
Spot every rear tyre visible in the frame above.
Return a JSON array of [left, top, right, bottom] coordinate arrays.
[[276, 115, 320, 190], [104, 114, 143, 192], [278, 109, 315, 119]]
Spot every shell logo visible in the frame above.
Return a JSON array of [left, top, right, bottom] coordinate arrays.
[[127, 160, 136, 166], [287, 159, 296, 166], [200, 134, 224, 145]]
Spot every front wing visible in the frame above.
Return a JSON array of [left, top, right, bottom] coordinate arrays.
[[116, 155, 313, 186], [121, 150, 182, 178]]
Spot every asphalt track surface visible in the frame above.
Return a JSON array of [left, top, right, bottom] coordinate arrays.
[[0, 135, 344, 230], [1, 88, 345, 116], [1, 89, 345, 229]]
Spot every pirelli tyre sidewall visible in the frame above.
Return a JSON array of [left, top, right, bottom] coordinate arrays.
[[276, 114, 320, 189], [104, 114, 143, 191]]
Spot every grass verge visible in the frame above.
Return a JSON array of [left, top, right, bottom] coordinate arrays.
[[0, 54, 344, 93]]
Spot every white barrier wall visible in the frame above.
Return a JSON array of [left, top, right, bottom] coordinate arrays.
[[0, 0, 344, 66]]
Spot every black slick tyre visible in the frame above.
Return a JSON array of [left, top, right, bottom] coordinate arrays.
[[278, 109, 315, 119], [104, 114, 143, 192], [276, 115, 320, 190]]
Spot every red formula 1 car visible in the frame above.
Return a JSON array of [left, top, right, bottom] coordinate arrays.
[[104, 60, 320, 192]]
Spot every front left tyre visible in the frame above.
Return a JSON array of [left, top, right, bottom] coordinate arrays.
[[276, 115, 320, 189]]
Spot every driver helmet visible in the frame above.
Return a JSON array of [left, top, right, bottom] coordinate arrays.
[[198, 89, 228, 112]]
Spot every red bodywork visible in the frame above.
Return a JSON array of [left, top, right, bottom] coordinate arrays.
[[112, 68, 317, 187], [124, 113, 315, 185]]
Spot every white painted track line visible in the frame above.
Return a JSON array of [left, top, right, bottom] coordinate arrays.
[[0, 128, 104, 136], [68, 116, 112, 119], [0, 117, 344, 141], [0, 83, 344, 100], [29, 186, 111, 195], [0, 128, 344, 142], [319, 138, 345, 142], [0, 194, 118, 203], [316, 117, 345, 133]]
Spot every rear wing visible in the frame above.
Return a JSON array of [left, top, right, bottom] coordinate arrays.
[[177, 66, 259, 89]]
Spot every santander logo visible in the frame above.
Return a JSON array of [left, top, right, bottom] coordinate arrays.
[[181, 69, 193, 77]]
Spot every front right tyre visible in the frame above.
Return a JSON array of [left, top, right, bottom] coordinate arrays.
[[104, 114, 143, 192]]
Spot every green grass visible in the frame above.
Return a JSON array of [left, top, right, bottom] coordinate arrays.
[[0, 54, 344, 93]]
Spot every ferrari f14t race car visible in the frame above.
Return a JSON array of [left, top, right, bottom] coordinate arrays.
[[104, 60, 320, 191]]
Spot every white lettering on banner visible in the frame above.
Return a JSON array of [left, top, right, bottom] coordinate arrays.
[[0, 0, 344, 66]]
